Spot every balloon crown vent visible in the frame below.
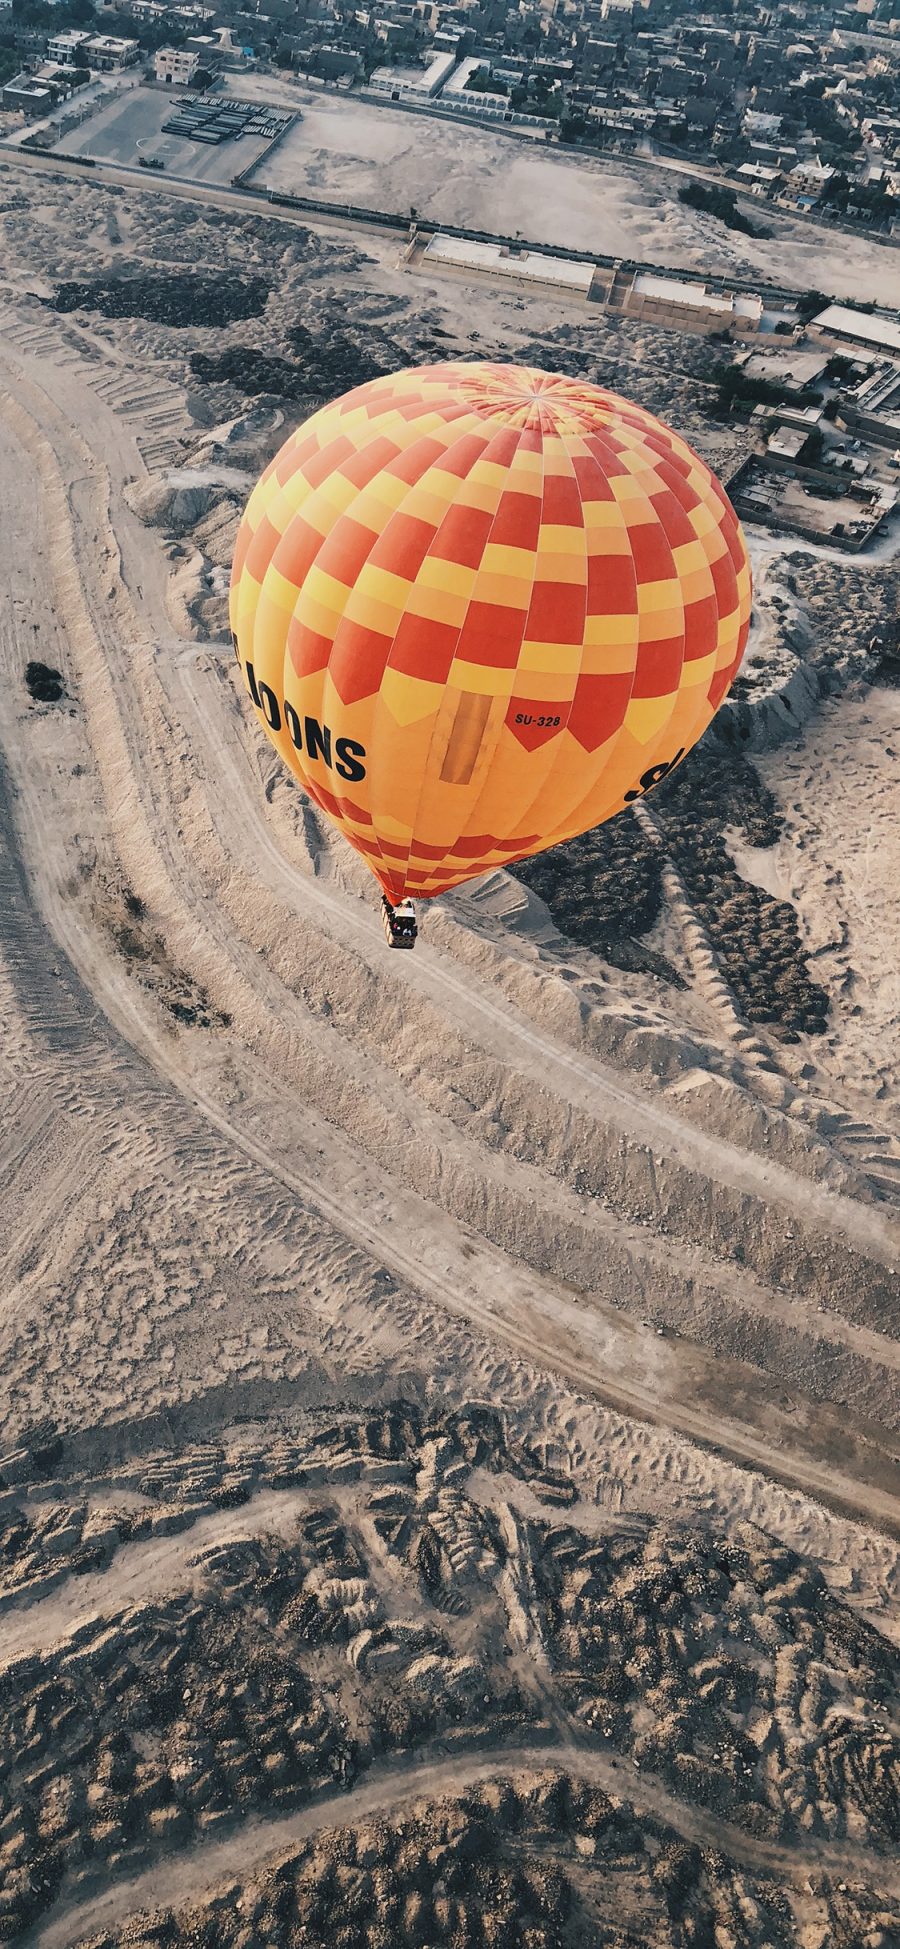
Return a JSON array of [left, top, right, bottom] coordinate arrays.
[[450, 362, 625, 434]]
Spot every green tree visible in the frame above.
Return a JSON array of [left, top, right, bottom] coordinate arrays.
[[560, 110, 585, 140], [821, 170, 850, 211], [465, 64, 502, 91], [678, 179, 767, 237], [13, 0, 92, 22], [713, 363, 790, 415], [796, 288, 828, 323]]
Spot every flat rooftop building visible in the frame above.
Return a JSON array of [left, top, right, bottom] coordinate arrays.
[[628, 273, 762, 335], [47, 28, 91, 64], [1, 71, 55, 112], [155, 44, 199, 82], [83, 33, 139, 65], [767, 424, 808, 459], [422, 234, 595, 295], [741, 349, 830, 390], [370, 48, 457, 95], [812, 303, 900, 359]]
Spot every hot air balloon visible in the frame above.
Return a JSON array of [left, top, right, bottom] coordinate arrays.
[[230, 362, 750, 947]]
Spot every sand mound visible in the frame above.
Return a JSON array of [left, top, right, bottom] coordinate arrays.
[[125, 477, 236, 536]]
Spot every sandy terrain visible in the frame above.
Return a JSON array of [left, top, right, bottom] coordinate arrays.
[[0, 162, 897, 1945], [37, 75, 900, 305], [731, 686, 900, 1113], [249, 85, 900, 306]]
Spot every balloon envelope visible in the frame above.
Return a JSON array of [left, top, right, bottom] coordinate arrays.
[[230, 362, 751, 902]]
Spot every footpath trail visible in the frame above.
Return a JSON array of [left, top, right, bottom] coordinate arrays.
[[28, 1737, 900, 1949]]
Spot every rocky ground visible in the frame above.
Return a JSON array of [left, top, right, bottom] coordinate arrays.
[[1, 1407, 898, 1946], [0, 156, 898, 1949]]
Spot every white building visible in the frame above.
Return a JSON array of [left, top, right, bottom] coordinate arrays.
[[47, 28, 91, 66], [422, 234, 595, 297], [370, 48, 457, 97], [743, 109, 782, 139], [786, 157, 835, 199], [84, 33, 139, 66], [811, 302, 900, 359], [443, 54, 494, 93], [155, 45, 199, 82]]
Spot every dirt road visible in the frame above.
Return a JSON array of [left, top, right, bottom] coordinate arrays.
[[0, 264, 898, 1604], [28, 1735, 900, 1949]]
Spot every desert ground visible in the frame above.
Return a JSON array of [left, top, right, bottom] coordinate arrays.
[[252, 88, 900, 305], [53, 76, 900, 306], [0, 153, 898, 1948]]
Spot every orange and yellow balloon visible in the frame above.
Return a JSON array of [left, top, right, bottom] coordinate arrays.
[[230, 362, 750, 903]]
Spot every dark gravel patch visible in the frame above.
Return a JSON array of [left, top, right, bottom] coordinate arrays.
[[189, 323, 403, 405], [514, 816, 683, 987], [653, 750, 830, 1039], [25, 660, 64, 703], [50, 272, 270, 329], [514, 751, 829, 1038], [189, 346, 326, 404]]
